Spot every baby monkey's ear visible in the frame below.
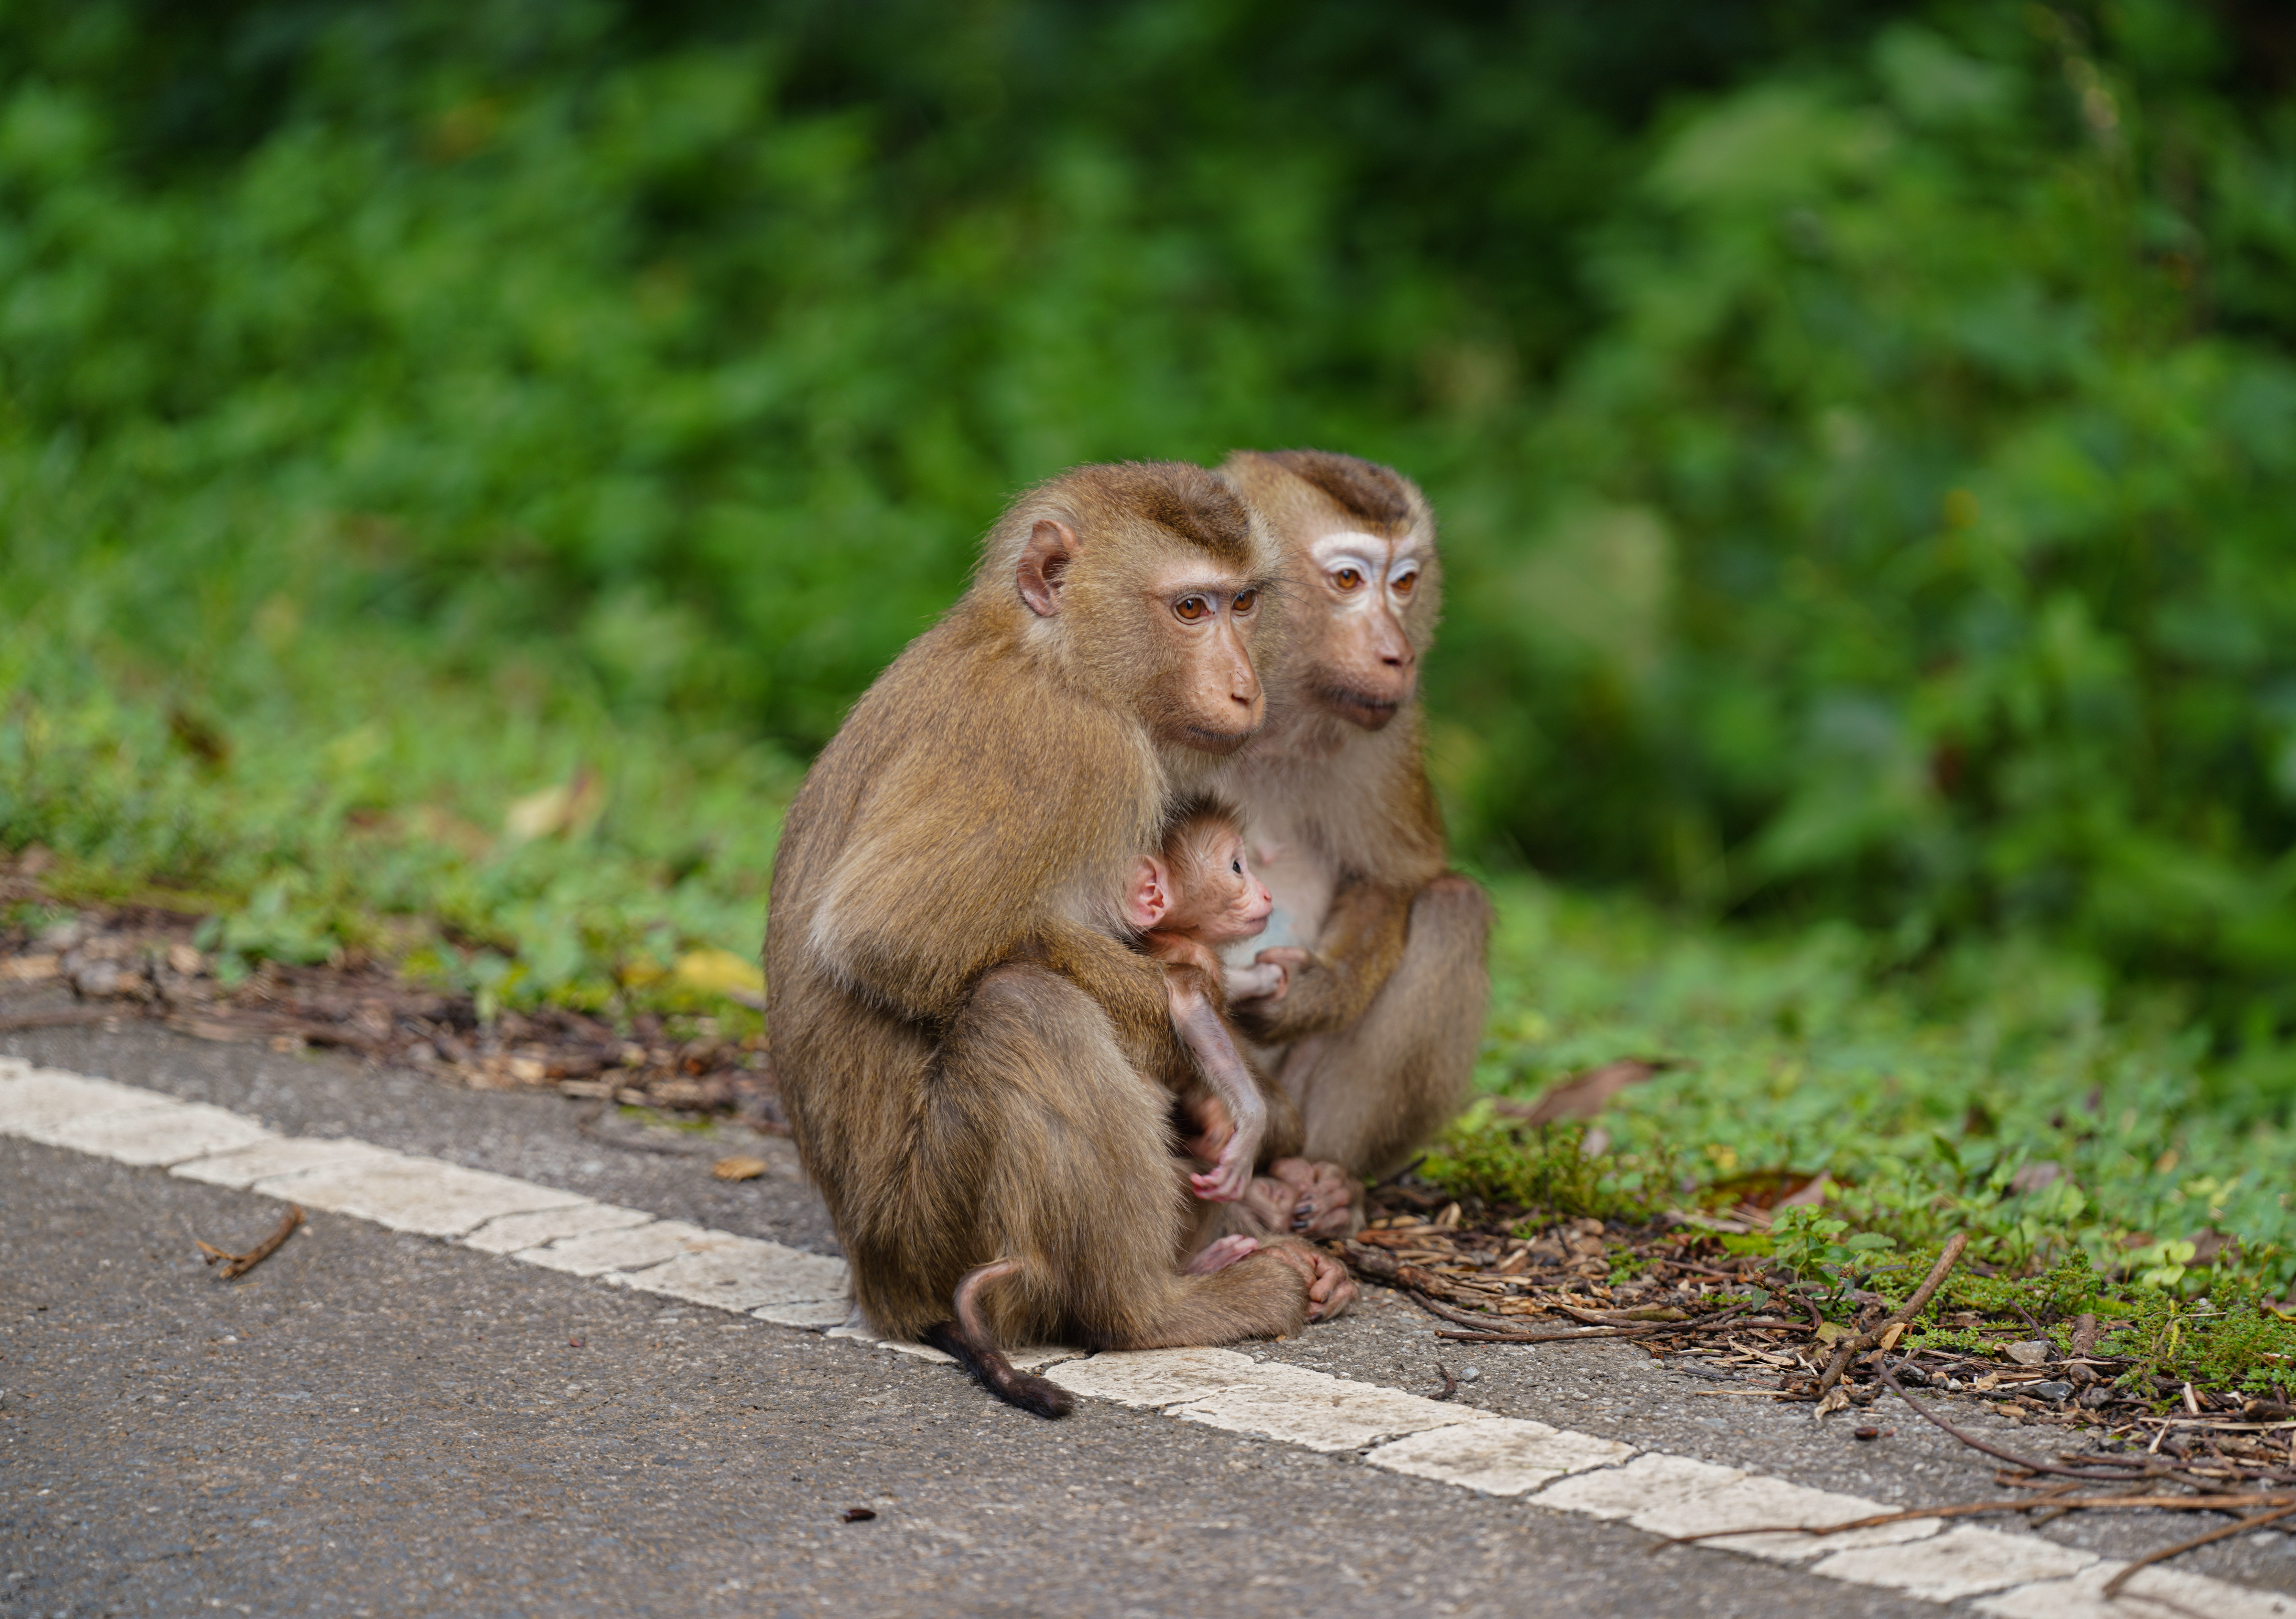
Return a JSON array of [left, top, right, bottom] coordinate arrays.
[[1122, 856, 1173, 931]]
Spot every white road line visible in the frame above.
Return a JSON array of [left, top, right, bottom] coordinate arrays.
[[4, 1054, 2290, 1615], [1812, 1527, 2101, 1602]]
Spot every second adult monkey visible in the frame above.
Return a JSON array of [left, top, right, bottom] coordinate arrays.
[[1211, 450, 1494, 1210]]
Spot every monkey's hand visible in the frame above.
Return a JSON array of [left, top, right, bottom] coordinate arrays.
[[1240, 1173, 1303, 1233], [1178, 1093, 1233, 1164], [1231, 881, 1413, 1040], [1223, 961, 1285, 1002]]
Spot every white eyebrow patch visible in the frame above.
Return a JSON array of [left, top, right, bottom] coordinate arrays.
[[1309, 530, 1390, 567]]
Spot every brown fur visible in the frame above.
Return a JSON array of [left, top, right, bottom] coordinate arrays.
[[766, 462, 1323, 1385], [1212, 451, 1495, 1180]]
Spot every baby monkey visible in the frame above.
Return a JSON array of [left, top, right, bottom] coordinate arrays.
[[1122, 794, 1305, 1221]]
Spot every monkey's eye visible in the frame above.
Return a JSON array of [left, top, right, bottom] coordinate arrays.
[[1231, 858, 1243, 875], [1173, 595, 1211, 623], [1392, 569, 1419, 597], [1232, 588, 1259, 614], [1332, 566, 1365, 592]]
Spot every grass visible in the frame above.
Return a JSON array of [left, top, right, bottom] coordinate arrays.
[[2, 589, 796, 1014], [1430, 879, 2296, 1307]]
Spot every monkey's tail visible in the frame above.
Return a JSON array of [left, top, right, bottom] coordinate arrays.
[[923, 1259, 1073, 1419]]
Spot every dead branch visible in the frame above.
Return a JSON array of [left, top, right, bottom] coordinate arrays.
[[1421, 1292, 1752, 1344], [1876, 1361, 2175, 1482], [2101, 1502, 2296, 1599], [573, 1099, 718, 1157]]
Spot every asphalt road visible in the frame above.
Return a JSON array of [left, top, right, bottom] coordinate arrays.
[[5, 1020, 2294, 1617]]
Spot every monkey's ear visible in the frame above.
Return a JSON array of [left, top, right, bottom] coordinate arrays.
[[1017, 520, 1079, 617], [1122, 856, 1170, 930]]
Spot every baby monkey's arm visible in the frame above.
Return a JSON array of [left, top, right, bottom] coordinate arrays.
[[1164, 965, 1266, 1204]]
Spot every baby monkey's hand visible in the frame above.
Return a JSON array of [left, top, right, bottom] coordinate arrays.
[[1227, 947, 1310, 1005]]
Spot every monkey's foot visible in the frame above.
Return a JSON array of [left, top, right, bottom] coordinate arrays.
[[1184, 1234, 1260, 1274], [1260, 1158, 1361, 1239], [1258, 1238, 1358, 1321], [1237, 1175, 1294, 1234]]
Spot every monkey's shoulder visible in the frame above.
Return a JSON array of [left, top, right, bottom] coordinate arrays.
[[841, 628, 1155, 816]]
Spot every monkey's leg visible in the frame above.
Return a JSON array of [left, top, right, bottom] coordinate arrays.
[[939, 965, 1313, 1361], [923, 1261, 1074, 1418], [1113, 1236, 1349, 1341], [1292, 873, 1493, 1182]]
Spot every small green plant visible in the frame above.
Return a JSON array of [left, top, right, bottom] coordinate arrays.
[[1422, 1105, 1650, 1222], [1769, 1206, 1899, 1293]]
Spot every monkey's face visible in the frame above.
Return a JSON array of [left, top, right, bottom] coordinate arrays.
[[1182, 827, 1275, 946], [1011, 505, 1276, 757], [1300, 527, 1426, 731], [1138, 565, 1269, 754]]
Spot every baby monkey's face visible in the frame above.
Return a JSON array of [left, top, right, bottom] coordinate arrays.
[[1173, 827, 1274, 945], [1122, 822, 1275, 944]]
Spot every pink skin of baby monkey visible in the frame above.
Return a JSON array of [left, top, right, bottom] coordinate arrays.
[[1123, 822, 1293, 1207]]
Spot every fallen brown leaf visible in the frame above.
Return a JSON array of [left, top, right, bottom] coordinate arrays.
[[713, 1155, 769, 1181], [1495, 1058, 1679, 1125]]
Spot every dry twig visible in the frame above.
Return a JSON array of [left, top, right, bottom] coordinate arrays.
[[1876, 1362, 2185, 1482], [195, 1204, 304, 1280], [2101, 1502, 2296, 1599], [574, 1100, 717, 1157], [1423, 1292, 1752, 1345], [1657, 1491, 2296, 1551], [1815, 1233, 1968, 1395]]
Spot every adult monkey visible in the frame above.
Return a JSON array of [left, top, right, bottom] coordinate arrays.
[[1212, 450, 1493, 1230], [766, 461, 1350, 1419]]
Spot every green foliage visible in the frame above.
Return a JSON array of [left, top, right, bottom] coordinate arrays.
[[2100, 1296, 2296, 1396], [1440, 10, 2296, 1067], [1419, 1105, 1669, 1222], [6, 0, 2295, 1036], [0, 607, 795, 1005], [1768, 1206, 1899, 1290]]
